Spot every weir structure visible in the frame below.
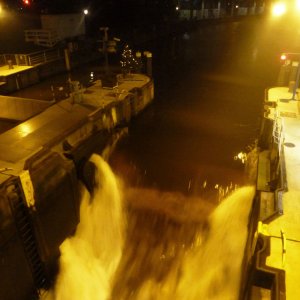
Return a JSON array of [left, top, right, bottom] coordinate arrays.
[[0, 73, 153, 300]]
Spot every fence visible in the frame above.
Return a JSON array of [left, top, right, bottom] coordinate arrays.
[[24, 29, 59, 48], [0, 48, 63, 67], [179, 6, 264, 20]]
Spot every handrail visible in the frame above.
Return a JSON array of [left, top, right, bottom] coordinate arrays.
[[273, 110, 285, 156], [0, 48, 63, 67], [25, 29, 59, 48]]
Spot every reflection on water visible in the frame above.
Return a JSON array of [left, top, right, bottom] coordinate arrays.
[[42, 154, 254, 300]]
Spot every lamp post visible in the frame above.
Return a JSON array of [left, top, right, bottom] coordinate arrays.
[[100, 27, 109, 74], [270, 3, 300, 100]]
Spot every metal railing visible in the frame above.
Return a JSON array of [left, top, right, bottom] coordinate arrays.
[[0, 48, 63, 67], [27, 48, 62, 66], [273, 110, 285, 156], [24, 29, 59, 48]]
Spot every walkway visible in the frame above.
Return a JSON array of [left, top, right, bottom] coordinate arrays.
[[265, 87, 300, 300], [0, 64, 33, 77]]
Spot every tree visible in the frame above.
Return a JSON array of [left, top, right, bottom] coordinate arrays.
[[120, 44, 140, 76]]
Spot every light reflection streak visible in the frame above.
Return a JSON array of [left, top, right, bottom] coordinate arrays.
[[18, 123, 33, 137]]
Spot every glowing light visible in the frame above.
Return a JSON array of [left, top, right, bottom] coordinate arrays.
[[234, 152, 247, 164], [272, 2, 287, 17], [23, 0, 30, 5], [176, 6, 179, 10], [281, 54, 287, 60], [83, 9, 89, 15], [18, 123, 32, 137]]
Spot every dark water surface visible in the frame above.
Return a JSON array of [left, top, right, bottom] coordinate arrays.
[[110, 18, 279, 198], [105, 18, 281, 299]]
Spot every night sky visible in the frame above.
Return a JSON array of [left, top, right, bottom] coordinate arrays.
[[3, 0, 180, 14], [2, 0, 186, 31]]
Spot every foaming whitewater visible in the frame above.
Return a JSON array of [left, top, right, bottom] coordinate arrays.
[[42, 154, 125, 300], [41, 156, 254, 300], [131, 186, 255, 300], [175, 186, 255, 300]]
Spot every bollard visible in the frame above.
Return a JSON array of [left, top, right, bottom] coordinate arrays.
[[7, 60, 14, 69], [144, 51, 152, 78], [135, 51, 142, 73]]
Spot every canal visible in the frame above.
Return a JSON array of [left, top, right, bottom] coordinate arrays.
[[105, 17, 281, 299], [6, 16, 284, 299], [110, 17, 280, 198]]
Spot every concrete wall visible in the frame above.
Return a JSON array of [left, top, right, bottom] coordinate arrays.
[[0, 95, 52, 121], [41, 14, 86, 41], [0, 69, 40, 94]]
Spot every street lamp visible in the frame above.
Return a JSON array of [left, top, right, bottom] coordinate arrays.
[[271, 2, 287, 17], [270, 0, 300, 17]]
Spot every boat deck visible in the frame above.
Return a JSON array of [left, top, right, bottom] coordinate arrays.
[[263, 87, 300, 299]]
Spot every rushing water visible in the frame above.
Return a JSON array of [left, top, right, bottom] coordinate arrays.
[[42, 153, 254, 299], [35, 18, 281, 299], [112, 186, 255, 300], [42, 155, 125, 300]]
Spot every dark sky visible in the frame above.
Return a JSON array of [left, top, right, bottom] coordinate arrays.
[[4, 0, 176, 13], [3, 0, 180, 27]]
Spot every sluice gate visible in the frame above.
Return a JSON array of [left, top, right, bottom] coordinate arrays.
[[0, 74, 153, 300]]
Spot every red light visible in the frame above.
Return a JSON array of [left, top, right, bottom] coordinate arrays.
[[23, 0, 30, 5]]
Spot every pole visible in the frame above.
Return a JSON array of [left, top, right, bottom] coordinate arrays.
[[64, 48, 71, 72], [292, 60, 300, 100], [146, 52, 152, 78], [201, 1, 205, 19], [100, 27, 109, 75]]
